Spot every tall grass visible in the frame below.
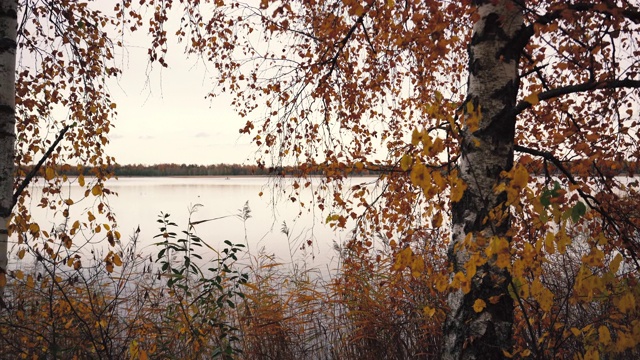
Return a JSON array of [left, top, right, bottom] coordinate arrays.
[[1, 204, 639, 359]]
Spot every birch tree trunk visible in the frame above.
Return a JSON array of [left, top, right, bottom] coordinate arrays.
[[443, 1, 525, 358], [0, 0, 17, 299]]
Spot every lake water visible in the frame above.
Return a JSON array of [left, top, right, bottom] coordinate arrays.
[[10, 176, 376, 273]]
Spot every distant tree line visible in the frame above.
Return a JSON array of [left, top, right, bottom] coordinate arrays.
[[17, 159, 636, 178], [111, 163, 379, 177], [114, 163, 269, 176], [18, 162, 374, 177]]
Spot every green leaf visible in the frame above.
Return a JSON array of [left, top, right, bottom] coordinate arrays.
[[571, 201, 587, 222]]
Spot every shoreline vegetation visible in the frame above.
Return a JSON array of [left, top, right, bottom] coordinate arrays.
[[18, 159, 640, 178]]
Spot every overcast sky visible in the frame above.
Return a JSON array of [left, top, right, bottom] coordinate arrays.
[[104, 38, 256, 166]]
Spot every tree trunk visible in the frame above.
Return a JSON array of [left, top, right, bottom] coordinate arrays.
[[443, 1, 525, 358], [0, 0, 17, 299]]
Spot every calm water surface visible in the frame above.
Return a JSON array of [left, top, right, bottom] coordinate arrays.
[[11, 176, 377, 271]]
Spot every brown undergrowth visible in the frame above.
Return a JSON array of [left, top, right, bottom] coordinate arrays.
[[1, 206, 639, 359], [0, 206, 446, 359]]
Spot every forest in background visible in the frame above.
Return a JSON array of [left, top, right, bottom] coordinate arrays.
[[16, 159, 640, 177]]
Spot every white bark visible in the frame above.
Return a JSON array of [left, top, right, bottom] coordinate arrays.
[[443, 1, 525, 359], [0, 0, 17, 299]]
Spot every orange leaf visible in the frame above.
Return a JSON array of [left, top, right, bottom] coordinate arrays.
[[473, 299, 486, 313], [524, 93, 539, 105]]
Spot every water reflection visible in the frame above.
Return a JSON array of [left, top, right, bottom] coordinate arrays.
[[10, 176, 374, 272]]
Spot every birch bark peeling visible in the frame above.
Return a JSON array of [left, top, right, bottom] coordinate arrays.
[[0, 0, 17, 299], [444, 1, 525, 358]]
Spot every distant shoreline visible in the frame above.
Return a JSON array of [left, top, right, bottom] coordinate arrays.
[[19, 160, 638, 179]]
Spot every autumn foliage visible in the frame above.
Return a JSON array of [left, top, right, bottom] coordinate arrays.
[[2, 0, 640, 359]]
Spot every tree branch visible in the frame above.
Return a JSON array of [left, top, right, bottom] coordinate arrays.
[[536, 3, 640, 26], [513, 2, 640, 59], [514, 144, 640, 269], [511, 78, 640, 118], [12, 125, 71, 210], [321, 5, 371, 80]]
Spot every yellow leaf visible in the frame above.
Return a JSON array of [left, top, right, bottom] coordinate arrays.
[[78, 174, 85, 187], [423, 306, 436, 317], [433, 170, 446, 189], [583, 348, 599, 360], [571, 327, 582, 337], [512, 164, 529, 188], [64, 198, 74, 205], [129, 340, 139, 356], [616, 293, 636, 314], [44, 167, 55, 181], [473, 299, 486, 313], [393, 247, 413, 271], [599, 325, 611, 345], [0, 273, 6, 287], [537, 286, 554, 312], [91, 184, 102, 196], [411, 129, 422, 146], [400, 154, 412, 171], [26, 274, 34, 289], [411, 256, 424, 278], [521, 349, 531, 357], [17, 248, 26, 259], [544, 232, 555, 254], [450, 172, 467, 203], [524, 93, 539, 105], [466, 101, 474, 113], [556, 228, 571, 254], [609, 253, 623, 273], [109, 102, 117, 109], [14, 269, 24, 280], [88, 211, 96, 222], [29, 223, 40, 234], [435, 273, 449, 292], [410, 161, 432, 193]]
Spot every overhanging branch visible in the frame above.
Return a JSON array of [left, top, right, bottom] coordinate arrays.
[[12, 125, 71, 210], [515, 144, 640, 269], [511, 78, 640, 118]]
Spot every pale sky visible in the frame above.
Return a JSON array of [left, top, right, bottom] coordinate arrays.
[[105, 35, 256, 166]]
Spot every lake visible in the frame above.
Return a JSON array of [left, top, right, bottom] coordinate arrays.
[[9, 176, 376, 273]]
